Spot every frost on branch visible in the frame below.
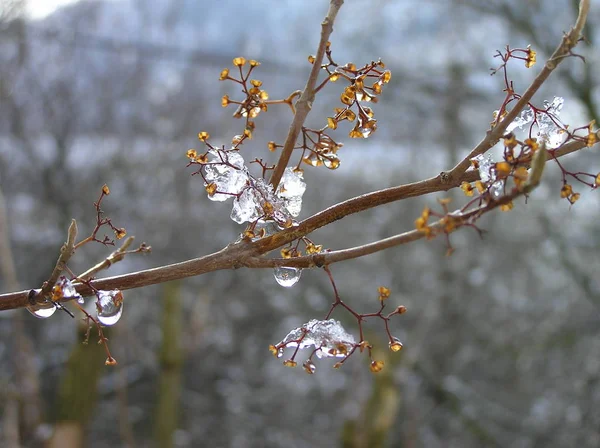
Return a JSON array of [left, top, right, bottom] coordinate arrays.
[[503, 96, 565, 148], [274, 319, 356, 362], [189, 144, 306, 227]]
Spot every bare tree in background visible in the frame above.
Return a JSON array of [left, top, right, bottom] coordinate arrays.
[[0, 0, 599, 447]]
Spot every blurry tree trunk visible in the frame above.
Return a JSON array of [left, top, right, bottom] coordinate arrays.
[[48, 323, 107, 448], [341, 341, 401, 448], [0, 186, 44, 446], [154, 281, 183, 448], [3, 386, 20, 448]]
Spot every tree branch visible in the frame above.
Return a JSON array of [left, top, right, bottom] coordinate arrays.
[[441, 0, 590, 184], [268, 0, 344, 190], [1, 136, 594, 311], [0, 0, 593, 312]]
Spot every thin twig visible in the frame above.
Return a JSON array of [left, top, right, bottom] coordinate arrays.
[[0, 1, 593, 311], [35, 219, 78, 301], [0, 135, 595, 311], [440, 0, 590, 184], [78, 236, 136, 281], [269, 0, 344, 190]]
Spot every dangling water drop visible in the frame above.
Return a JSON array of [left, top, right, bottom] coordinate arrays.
[[27, 303, 57, 319], [77, 296, 85, 305], [273, 267, 301, 287], [277, 348, 284, 358], [96, 290, 124, 326], [303, 360, 316, 374]]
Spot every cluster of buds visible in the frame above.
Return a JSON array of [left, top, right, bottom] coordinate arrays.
[[270, 286, 406, 374], [299, 128, 344, 170], [89, 184, 127, 245], [219, 57, 267, 138], [325, 60, 391, 140]]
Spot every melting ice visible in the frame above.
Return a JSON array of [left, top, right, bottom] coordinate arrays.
[[278, 319, 356, 359]]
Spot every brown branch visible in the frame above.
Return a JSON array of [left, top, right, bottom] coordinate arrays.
[[268, 0, 344, 190], [77, 236, 136, 281], [1, 136, 594, 311], [0, 1, 593, 312], [245, 164, 547, 270], [440, 0, 590, 185]]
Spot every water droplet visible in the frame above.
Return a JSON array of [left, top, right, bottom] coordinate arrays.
[[77, 297, 85, 305], [303, 360, 316, 374], [389, 337, 404, 352], [276, 319, 356, 359], [490, 181, 504, 199], [96, 290, 124, 326], [277, 348, 284, 358], [27, 303, 57, 319], [273, 266, 301, 287], [472, 154, 494, 183]]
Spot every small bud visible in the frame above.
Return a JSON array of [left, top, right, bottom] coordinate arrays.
[[560, 184, 572, 198], [303, 360, 316, 374], [389, 338, 403, 352], [370, 360, 384, 373], [105, 357, 118, 366], [378, 286, 391, 301], [461, 182, 474, 196], [525, 45, 536, 68], [205, 183, 217, 196], [198, 131, 210, 142], [395, 305, 407, 314], [283, 359, 297, 368], [232, 57, 246, 66], [102, 184, 110, 195]]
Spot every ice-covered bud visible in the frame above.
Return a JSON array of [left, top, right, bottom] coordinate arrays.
[[276, 168, 306, 217], [276, 319, 356, 359]]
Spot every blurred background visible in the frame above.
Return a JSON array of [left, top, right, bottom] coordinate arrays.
[[0, 0, 599, 447]]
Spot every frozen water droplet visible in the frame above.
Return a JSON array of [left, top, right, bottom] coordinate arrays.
[[226, 151, 244, 169], [251, 220, 279, 241], [277, 319, 355, 359], [490, 181, 504, 199], [231, 188, 261, 224], [277, 168, 306, 199], [506, 106, 534, 132], [96, 290, 124, 326], [537, 96, 565, 148], [27, 303, 57, 319], [277, 348, 284, 358], [57, 276, 83, 303], [276, 169, 306, 217], [472, 154, 494, 183], [303, 360, 316, 374], [204, 162, 228, 182], [273, 266, 301, 287], [60, 277, 77, 297], [77, 296, 85, 305]]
